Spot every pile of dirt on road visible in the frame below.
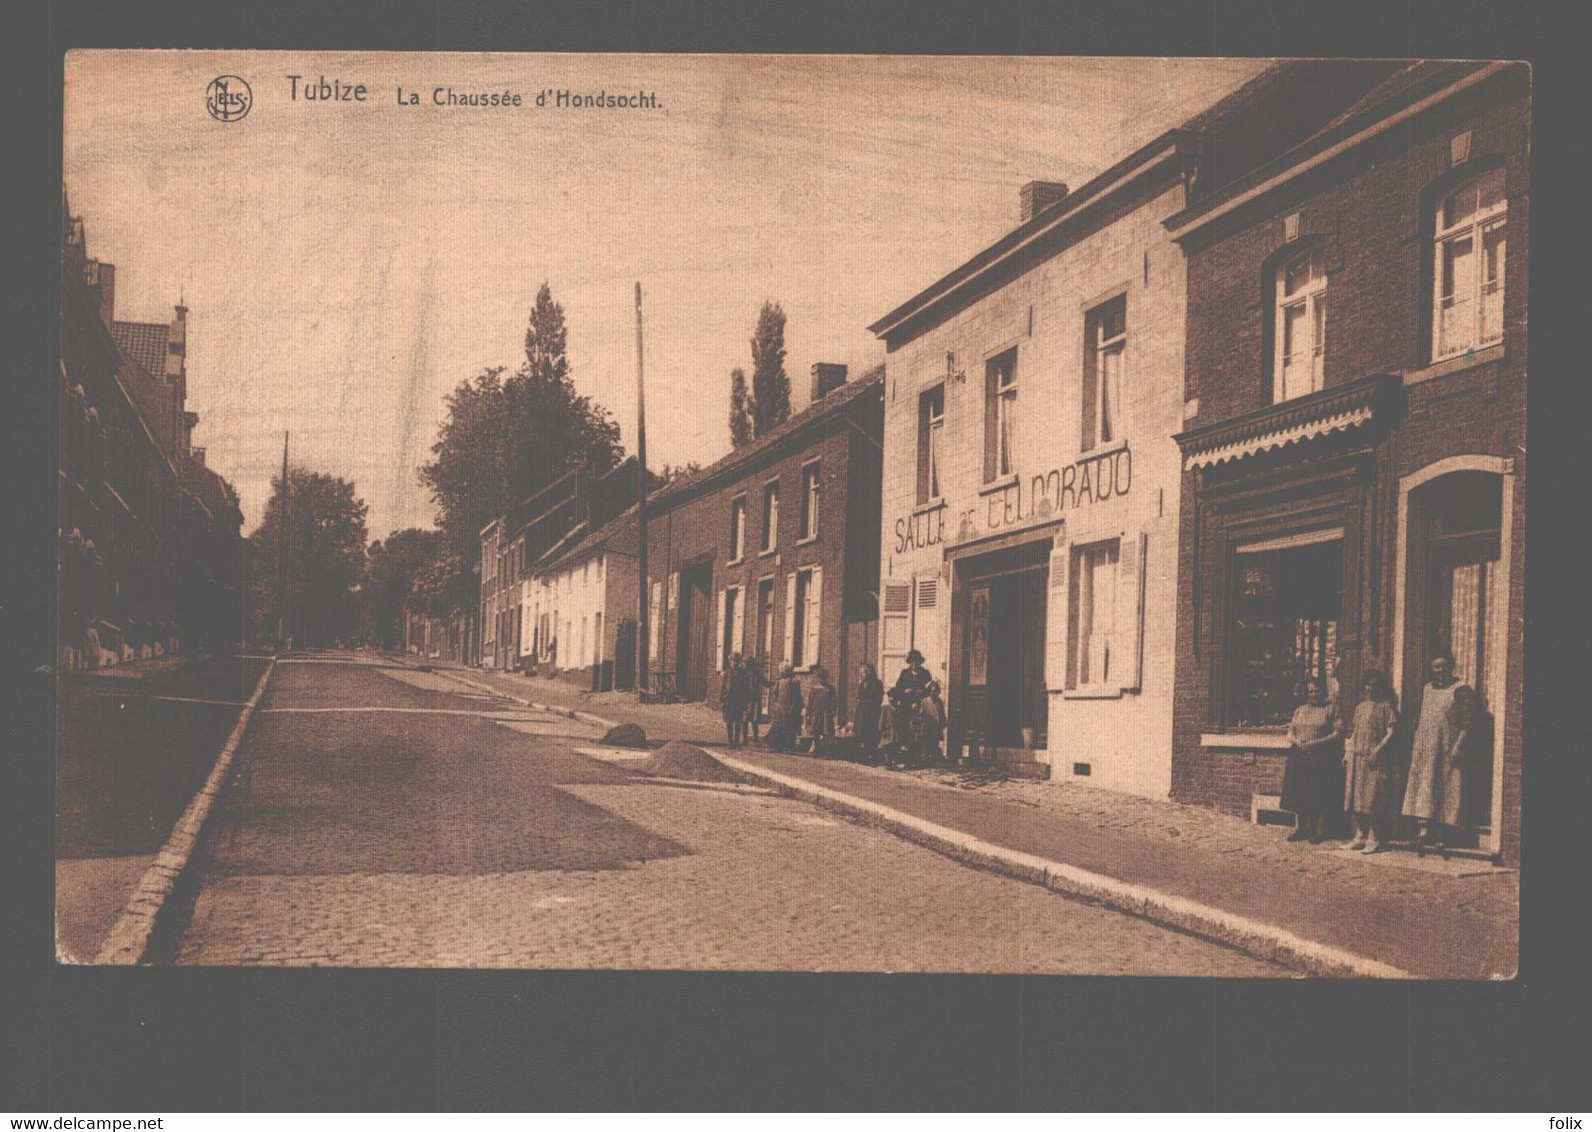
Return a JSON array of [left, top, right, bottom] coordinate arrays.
[[636, 741, 749, 784], [602, 722, 649, 749]]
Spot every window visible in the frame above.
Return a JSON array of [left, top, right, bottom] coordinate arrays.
[[1071, 541, 1120, 687], [788, 567, 821, 669], [729, 495, 746, 562], [799, 461, 820, 541], [1225, 532, 1343, 727], [984, 348, 1018, 482], [1433, 166, 1506, 360], [1274, 250, 1326, 402], [917, 384, 945, 504], [1084, 297, 1127, 450], [761, 480, 779, 553]]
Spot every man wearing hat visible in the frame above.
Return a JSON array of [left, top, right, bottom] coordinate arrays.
[[769, 662, 804, 752], [888, 649, 937, 767]]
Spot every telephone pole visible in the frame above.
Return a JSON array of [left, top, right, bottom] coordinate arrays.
[[634, 283, 650, 692], [277, 433, 289, 646]]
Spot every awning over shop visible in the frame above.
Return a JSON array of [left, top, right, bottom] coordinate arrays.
[[1175, 373, 1401, 473]]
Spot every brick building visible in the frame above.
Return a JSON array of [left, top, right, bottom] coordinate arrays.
[[1166, 62, 1529, 863], [58, 191, 250, 668], [639, 364, 884, 720]]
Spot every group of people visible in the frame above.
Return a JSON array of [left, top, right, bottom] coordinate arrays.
[[1281, 650, 1477, 852], [717, 648, 948, 768]]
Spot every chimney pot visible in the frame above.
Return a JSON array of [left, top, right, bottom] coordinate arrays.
[[1020, 180, 1069, 224], [810, 362, 847, 402]]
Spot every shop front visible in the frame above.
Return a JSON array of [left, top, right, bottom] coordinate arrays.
[[1174, 375, 1399, 824]]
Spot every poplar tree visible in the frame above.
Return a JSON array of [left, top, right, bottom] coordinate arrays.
[[749, 301, 790, 437], [728, 366, 754, 448]]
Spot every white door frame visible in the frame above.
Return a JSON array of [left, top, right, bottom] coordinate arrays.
[[1391, 454, 1516, 856]]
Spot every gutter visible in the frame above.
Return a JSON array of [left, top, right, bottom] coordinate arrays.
[[1165, 62, 1510, 242]]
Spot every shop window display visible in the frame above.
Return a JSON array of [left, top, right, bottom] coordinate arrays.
[[1227, 537, 1342, 727]]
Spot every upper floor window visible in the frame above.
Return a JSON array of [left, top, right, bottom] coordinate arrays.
[[984, 348, 1018, 482], [917, 384, 945, 504], [1434, 166, 1506, 361], [1274, 249, 1327, 402], [729, 495, 746, 562], [761, 480, 779, 553], [1084, 296, 1127, 450], [799, 460, 821, 541]]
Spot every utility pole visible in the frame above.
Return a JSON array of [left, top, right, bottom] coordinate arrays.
[[277, 431, 289, 649], [634, 282, 649, 692]]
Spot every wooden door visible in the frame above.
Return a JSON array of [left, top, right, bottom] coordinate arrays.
[[677, 564, 714, 701]]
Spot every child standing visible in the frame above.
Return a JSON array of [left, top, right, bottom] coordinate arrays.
[[1343, 669, 1399, 852]]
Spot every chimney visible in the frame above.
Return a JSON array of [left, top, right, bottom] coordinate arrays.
[[95, 261, 116, 325], [1020, 180, 1069, 224], [810, 362, 847, 402]]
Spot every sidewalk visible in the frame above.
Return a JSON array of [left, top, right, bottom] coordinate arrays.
[[421, 658, 1519, 979], [55, 653, 273, 963]]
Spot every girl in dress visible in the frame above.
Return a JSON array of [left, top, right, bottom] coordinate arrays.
[[1343, 669, 1398, 852]]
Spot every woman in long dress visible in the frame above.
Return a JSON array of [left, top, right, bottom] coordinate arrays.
[[1281, 678, 1344, 844], [1343, 668, 1398, 852], [1401, 651, 1474, 846]]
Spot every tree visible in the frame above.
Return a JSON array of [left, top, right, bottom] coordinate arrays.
[[419, 282, 625, 617], [728, 366, 754, 449], [749, 301, 791, 437], [364, 527, 442, 650], [249, 468, 370, 648]]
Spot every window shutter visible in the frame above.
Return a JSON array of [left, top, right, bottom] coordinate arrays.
[[881, 580, 913, 674], [1119, 531, 1147, 691], [715, 587, 727, 671], [783, 572, 798, 666], [649, 580, 661, 663], [1047, 543, 1070, 691], [731, 586, 745, 659], [806, 567, 823, 671]]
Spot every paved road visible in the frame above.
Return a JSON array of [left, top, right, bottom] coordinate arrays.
[[172, 653, 1279, 974]]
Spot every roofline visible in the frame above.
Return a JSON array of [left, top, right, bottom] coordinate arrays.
[[1164, 62, 1511, 242], [867, 132, 1192, 340], [647, 368, 884, 509]]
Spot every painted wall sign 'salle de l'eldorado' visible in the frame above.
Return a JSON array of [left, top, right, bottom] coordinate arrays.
[[894, 443, 1133, 554]]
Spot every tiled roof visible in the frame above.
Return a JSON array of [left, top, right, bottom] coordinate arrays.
[[111, 321, 169, 379], [647, 365, 884, 508], [535, 506, 640, 575]]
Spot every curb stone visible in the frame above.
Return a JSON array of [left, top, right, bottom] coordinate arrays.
[[90, 656, 278, 965], [391, 657, 1414, 977]]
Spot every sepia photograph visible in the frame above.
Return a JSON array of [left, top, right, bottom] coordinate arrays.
[[56, 50, 1526, 979]]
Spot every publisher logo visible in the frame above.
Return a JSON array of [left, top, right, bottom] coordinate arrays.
[[206, 75, 252, 122]]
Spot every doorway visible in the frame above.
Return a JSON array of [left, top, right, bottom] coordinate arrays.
[[1412, 472, 1502, 840], [675, 561, 714, 701], [954, 541, 1050, 754]]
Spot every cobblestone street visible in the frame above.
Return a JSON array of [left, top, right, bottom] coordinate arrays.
[[172, 654, 1278, 974]]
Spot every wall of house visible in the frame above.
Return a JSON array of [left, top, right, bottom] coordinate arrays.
[[640, 402, 879, 721], [1171, 71, 1528, 861], [878, 177, 1188, 798]]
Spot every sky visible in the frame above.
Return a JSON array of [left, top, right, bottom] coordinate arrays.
[[63, 52, 1266, 542]]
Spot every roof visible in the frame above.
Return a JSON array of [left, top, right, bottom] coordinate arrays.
[[645, 365, 884, 509], [867, 132, 1192, 340], [535, 505, 640, 575], [1164, 60, 1512, 239], [111, 321, 169, 379]]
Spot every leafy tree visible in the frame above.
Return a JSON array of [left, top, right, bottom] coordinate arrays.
[[728, 366, 754, 449], [749, 301, 791, 437], [419, 283, 624, 617], [364, 527, 442, 650], [249, 468, 370, 648]]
